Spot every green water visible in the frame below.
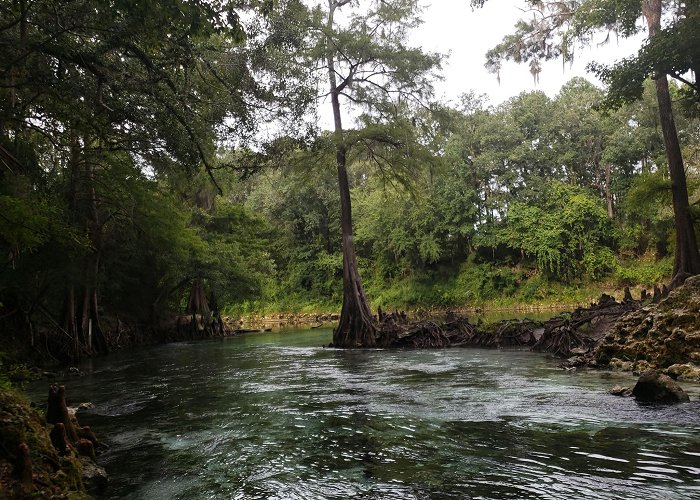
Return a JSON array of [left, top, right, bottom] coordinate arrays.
[[33, 329, 700, 499]]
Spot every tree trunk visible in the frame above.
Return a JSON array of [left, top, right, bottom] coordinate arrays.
[[186, 278, 218, 337], [643, 0, 700, 278], [81, 158, 108, 354], [62, 139, 108, 358], [326, 0, 377, 347], [61, 136, 84, 358], [604, 163, 614, 219], [62, 286, 79, 357]]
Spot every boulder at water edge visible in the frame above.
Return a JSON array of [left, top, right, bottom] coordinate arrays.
[[632, 369, 690, 403]]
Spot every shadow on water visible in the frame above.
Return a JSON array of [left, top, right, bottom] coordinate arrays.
[[29, 328, 700, 499]]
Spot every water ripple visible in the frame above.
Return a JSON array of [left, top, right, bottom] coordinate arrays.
[[28, 328, 700, 499]]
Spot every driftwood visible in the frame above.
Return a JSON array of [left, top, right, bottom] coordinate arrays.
[[377, 314, 540, 350], [377, 319, 441, 348], [442, 317, 481, 346]]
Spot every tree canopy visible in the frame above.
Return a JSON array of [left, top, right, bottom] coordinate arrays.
[[477, 0, 700, 280], [1, 1, 699, 359]]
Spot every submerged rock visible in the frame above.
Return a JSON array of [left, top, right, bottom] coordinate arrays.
[[631, 369, 690, 403]]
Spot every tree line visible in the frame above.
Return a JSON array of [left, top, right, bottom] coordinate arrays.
[[1, 0, 699, 356], [241, 77, 698, 313]]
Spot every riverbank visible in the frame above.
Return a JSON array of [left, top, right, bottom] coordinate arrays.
[[230, 303, 584, 331], [595, 275, 700, 380], [227, 281, 660, 330], [0, 385, 105, 498]]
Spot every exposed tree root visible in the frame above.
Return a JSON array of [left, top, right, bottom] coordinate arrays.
[[372, 291, 645, 361], [532, 294, 640, 359], [378, 320, 450, 348]]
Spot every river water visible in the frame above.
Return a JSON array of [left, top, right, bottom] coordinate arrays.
[[32, 328, 700, 499]]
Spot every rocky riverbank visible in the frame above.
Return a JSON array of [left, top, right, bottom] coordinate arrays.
[[595, 275, 700, 381], [0, 385, 106, 498], [372, 276, 700, 386]]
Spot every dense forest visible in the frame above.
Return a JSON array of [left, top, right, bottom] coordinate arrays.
[[1, 0, 699, 358]]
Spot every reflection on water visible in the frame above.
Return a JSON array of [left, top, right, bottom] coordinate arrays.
[[30, 329, 700, 499]]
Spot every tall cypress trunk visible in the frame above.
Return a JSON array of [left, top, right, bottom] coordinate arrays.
[[643, 0, 700, 280], [604, 163, 614, 219], [81, 158, 108, 353], [62, 134, 84, 358], [326, 0, 377, 347], [62, 138, 108, 358]]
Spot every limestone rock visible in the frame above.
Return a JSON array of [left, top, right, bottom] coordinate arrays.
[[609, 385, 632, 397], [631, 369, 690, 403], [608, 358, 633, 372], [595, 276, 700, 370], [80, 457, 108, 493], [666, 363, 700, 382], [633, 360, 652, 375]]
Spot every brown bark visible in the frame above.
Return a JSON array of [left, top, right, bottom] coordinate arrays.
[[47, 385, 78, 443], [326, 0, 377, 348], [61, 137, 108, 357], [604, 163, 614, 218], [185, 278, 226, 337], [643, 0, 700, 278], [83, 159, 108, 353], [186, 278, 210, 316], [49, 423, 69, 456], [16, 442, 33, 495], [62, 286, 78, 356]]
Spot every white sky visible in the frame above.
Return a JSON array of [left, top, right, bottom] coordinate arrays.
[[416, 1, 646, 107], [313, 1, 648, 129]]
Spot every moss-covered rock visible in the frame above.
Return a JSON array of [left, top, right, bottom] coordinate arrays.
[[0, 388, 90, 499], [595, 276, 700, 370]]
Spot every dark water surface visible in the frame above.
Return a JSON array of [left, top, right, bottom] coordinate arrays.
[[31, 329, 700, 499]]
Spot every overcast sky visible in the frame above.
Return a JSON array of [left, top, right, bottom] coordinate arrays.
[[414, 1, 647, 107]]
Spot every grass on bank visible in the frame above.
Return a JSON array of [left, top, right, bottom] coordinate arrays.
[[222, 257, 673, 317]]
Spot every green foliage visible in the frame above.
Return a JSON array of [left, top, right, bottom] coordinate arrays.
[[451, 262, 521, 302], [514, 273, 550, 302], [614, 257, 673, 287], [0, 0, 318, 355], [591, 3, 700, 107], [0, 0, 695, 350], [238, 76, 694, 315], [0, 351, 36, 389], [618, 171, 674, 257], [0, 195, 52, 257], [490, 183, 616, 280], [196, 201, 276, 305]]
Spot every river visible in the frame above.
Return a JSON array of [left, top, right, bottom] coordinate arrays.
[[31, 328, 700, 499]]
